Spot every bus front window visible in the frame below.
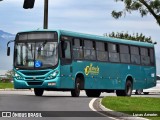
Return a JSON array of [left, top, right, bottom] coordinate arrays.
[[15, 42, 58, 69]]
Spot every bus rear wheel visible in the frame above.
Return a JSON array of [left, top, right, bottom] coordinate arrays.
[[34, 88, 44, 96], [116, 80, 132, 96], [144, 92, 149, 95], [135, 89, 143, 95], [71, 78, 81, 97], [85, 90, 101, 97]]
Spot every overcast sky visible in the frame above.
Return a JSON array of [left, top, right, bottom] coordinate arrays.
[[0, 0, 160, 74]]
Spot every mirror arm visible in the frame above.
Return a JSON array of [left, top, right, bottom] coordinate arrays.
[[7, 40, 15, 47], [7, 40, 15, 56]]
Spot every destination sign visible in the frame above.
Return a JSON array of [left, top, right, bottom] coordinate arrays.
[[16, 32, 57, 41]]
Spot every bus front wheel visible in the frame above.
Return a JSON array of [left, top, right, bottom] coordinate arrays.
[[71, 78, 81, 97], [34, 88, 44, 96], [85, 90, 101, 97], [116, 80, 132, 96]]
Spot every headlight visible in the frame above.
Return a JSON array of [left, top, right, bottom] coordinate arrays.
[[14, 73, 23, 80], [46, 70, 59, 80]]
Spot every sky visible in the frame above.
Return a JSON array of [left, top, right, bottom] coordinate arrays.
[[0, 0, 160, 74]]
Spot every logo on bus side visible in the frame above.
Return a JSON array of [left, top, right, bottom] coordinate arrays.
[[84, 64, 99, 76]]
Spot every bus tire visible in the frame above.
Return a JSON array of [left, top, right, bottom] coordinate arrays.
[[116, 80, 132, 96], [116, 90, 124, 96], [135, 89, 143, 95], [34, 88, 44, 96], [143, 92, 149, 95], [71, 78, 81, 97], [85, 90, 101, 97]]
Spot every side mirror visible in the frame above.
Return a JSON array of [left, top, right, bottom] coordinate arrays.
[[14, 49, 17, 58], [7, 47, 10, 56], [7, 40, 15, 56]]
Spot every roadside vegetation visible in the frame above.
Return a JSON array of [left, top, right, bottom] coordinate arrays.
[[0, 70, 14, 89], [102, 96, 160, 120], [0, 82, 13, 89], [0, 79, 13, 89]]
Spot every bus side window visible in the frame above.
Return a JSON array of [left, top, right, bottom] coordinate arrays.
[[140, 47, 150, 66], [149, 48, 155, 66], [130, 46, 140, 64], [84, 40, 96, 60], [61, 41, 71, 59], [120, 45, 130, 63], [72, 39, 83, 59], [96, 42, 108, 61], [108, 43, 120, 62]]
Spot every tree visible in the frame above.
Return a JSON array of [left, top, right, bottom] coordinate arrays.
[[104, 31, 153, 43], [112, 0, 160, 25], [5, 70, 13, 79]]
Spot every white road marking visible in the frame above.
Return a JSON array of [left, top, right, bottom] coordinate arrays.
[[89, 98, 119, 120]]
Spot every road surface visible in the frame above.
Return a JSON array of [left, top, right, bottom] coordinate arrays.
[[0, 90, 159, 120], [0, 91, 117, 120]]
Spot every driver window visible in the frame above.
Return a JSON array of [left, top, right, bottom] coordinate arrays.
[[61, 41, 71, 59]]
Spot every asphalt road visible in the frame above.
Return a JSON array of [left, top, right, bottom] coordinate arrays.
[[0, 91, 116, 120], [0, 90, 159, 120]]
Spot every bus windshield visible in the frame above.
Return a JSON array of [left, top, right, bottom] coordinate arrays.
[[14, 41, 58, 69]]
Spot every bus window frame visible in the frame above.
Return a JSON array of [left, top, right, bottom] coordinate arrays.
[[149, 48, 155, 66], [119, 44, 131, 63], [72, 38, 84, 60], [96, 41, 108, 62], [83, 39, 96, 61], [140, 47, 151, 66], [108, 42, 120, 63], [130, 45, 141, 65], [13, 31, 59, 70], [72, 38, 98, 62], [60, 36, 72, 65], [59, 35, 156, 67]]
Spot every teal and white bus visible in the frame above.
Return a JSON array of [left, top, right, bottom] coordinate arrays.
[[7, 30, 156, 97]]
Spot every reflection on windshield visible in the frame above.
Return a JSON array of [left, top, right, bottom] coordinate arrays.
[[15, 42, 58, 69]]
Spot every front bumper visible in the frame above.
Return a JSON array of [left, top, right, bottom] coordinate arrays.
[[14, 77, 60, 89]]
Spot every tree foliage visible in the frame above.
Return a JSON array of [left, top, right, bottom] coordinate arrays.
[[104, 32, 153, 43], [5, 70, 13, 79], [112, 0, 160, 25]]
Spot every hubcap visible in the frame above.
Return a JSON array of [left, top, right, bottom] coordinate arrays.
[[127, 83, 131, 95]]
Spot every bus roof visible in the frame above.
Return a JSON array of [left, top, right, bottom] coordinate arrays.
[[17, 29, 154, 48]]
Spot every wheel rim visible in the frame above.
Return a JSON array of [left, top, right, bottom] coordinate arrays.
[[126, 82, 132, 95], [138, 90, 142, 94], [76, 82, 80, 93]]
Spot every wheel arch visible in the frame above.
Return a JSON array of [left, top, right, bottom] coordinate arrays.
[[75, 72, 85, 89], [125, 75, 134, 88]]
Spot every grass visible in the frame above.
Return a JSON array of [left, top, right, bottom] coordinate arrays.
[[0, 83, 14, 89], [102, 96, 160, 120]]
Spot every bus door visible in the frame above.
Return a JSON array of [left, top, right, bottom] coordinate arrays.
[[60, 40, 73, 88]]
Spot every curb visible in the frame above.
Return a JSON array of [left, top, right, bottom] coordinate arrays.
[[99, 98, 149, 120], [0, 89, 31, 91]]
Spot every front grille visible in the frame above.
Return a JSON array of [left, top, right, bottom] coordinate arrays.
[[21, 71, 49, 76], [25, 77, 45, 80], [27, 81, 43, 85]]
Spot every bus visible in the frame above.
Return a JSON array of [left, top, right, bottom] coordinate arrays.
[[7, 30, 156, 97]]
